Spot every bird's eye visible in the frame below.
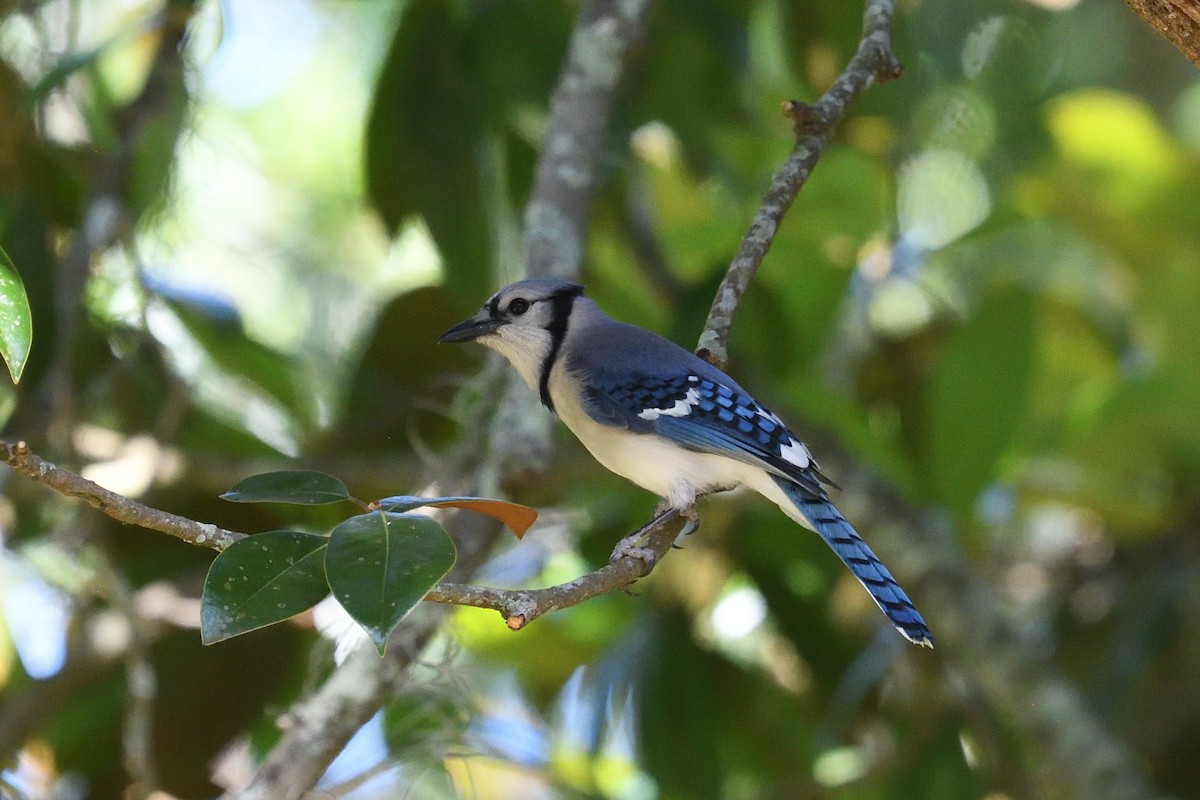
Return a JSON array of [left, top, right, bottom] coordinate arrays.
[[508, 298, 530, 316]]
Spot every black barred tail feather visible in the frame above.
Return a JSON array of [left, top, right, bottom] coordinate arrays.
[[772, 476, 933, 647]]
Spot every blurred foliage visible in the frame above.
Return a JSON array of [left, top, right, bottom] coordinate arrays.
[[0, 0, 1199, 798]]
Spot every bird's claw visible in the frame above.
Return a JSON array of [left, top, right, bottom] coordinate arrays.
[[678, 507, 700, 538], [611, 505, 702, 567], [610, 540, 660, 569]]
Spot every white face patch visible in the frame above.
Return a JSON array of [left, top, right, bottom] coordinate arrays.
[[481, 323, 554, 392], [638, 387, 701, 421], [778, 438, 812, 469]]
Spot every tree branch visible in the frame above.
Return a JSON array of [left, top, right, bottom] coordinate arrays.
[[0, 432, 684, 635], [524, 0, 653, 278], [425, 510, 684, 629], [0, 440, 244, 551], [1125, 0, 1200, 68], [697, 0, 902, 369]]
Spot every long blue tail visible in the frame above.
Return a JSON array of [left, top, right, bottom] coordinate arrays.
[[772, 476, 933, 647]]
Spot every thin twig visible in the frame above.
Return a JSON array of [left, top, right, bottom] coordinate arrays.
[[0, 435, 682, 633], [0, 441, 244, 551], [425, 511, 683, 628], [697, 0, 902, 370]]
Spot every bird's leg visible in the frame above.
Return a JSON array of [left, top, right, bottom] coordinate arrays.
[[609, 503, 681, 568]]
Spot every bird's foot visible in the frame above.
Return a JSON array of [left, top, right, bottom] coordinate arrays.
[[611, 505, 702, 564], [609, 505, 681, 568], [610, 540, 661, 569]]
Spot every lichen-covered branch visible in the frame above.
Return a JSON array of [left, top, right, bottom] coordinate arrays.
[[224, 619, 435, 800], [524, 0, 653, 278]]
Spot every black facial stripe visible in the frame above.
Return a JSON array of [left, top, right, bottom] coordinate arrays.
[[486, 295, 501, 319], [537, 287, 583, 412]]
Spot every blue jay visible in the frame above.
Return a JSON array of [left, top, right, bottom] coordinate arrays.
[[440, 279, 932, 647]]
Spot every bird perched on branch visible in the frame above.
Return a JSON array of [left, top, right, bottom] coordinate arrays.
[[440, 278, 932, 647]]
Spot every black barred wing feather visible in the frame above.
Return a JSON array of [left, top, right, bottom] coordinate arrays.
[[583, 372, 830, 499]]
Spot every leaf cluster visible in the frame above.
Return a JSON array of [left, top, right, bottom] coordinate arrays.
[[202, 471, 534, 653]]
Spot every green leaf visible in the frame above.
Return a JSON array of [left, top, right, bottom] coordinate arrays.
[[376, 495, 538, 538], [326, 511, 457, 653], [222, 471, 350, 505], [0, 246, 33, 383], [201, 531, 329, 644], [926, 291, 1036, 517]]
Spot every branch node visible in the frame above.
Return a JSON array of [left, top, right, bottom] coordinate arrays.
[[506, 614, 527, 631], [876, 49, 904, 82], [781, 100, 831, 138]]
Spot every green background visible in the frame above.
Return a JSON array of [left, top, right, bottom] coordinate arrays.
[[1, 0, 1198, 797]]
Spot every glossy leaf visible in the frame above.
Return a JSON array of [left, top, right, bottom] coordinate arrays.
[[926, 291, 1035, 517], [326, 511, 456, 653], [222, 471, 350, 505], [0, 246, 32, 383], [201, 531, 329, 644], [376, 495, 538, 538]]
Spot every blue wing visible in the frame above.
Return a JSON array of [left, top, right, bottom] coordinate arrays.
[[581, 371, 832, 499]]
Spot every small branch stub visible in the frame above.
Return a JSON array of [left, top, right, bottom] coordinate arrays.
[[876, 50, 904, 82], [781, 100, 829, 136]]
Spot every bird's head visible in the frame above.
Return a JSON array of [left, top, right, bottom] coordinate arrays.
[[439, 278, 585, 389]]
